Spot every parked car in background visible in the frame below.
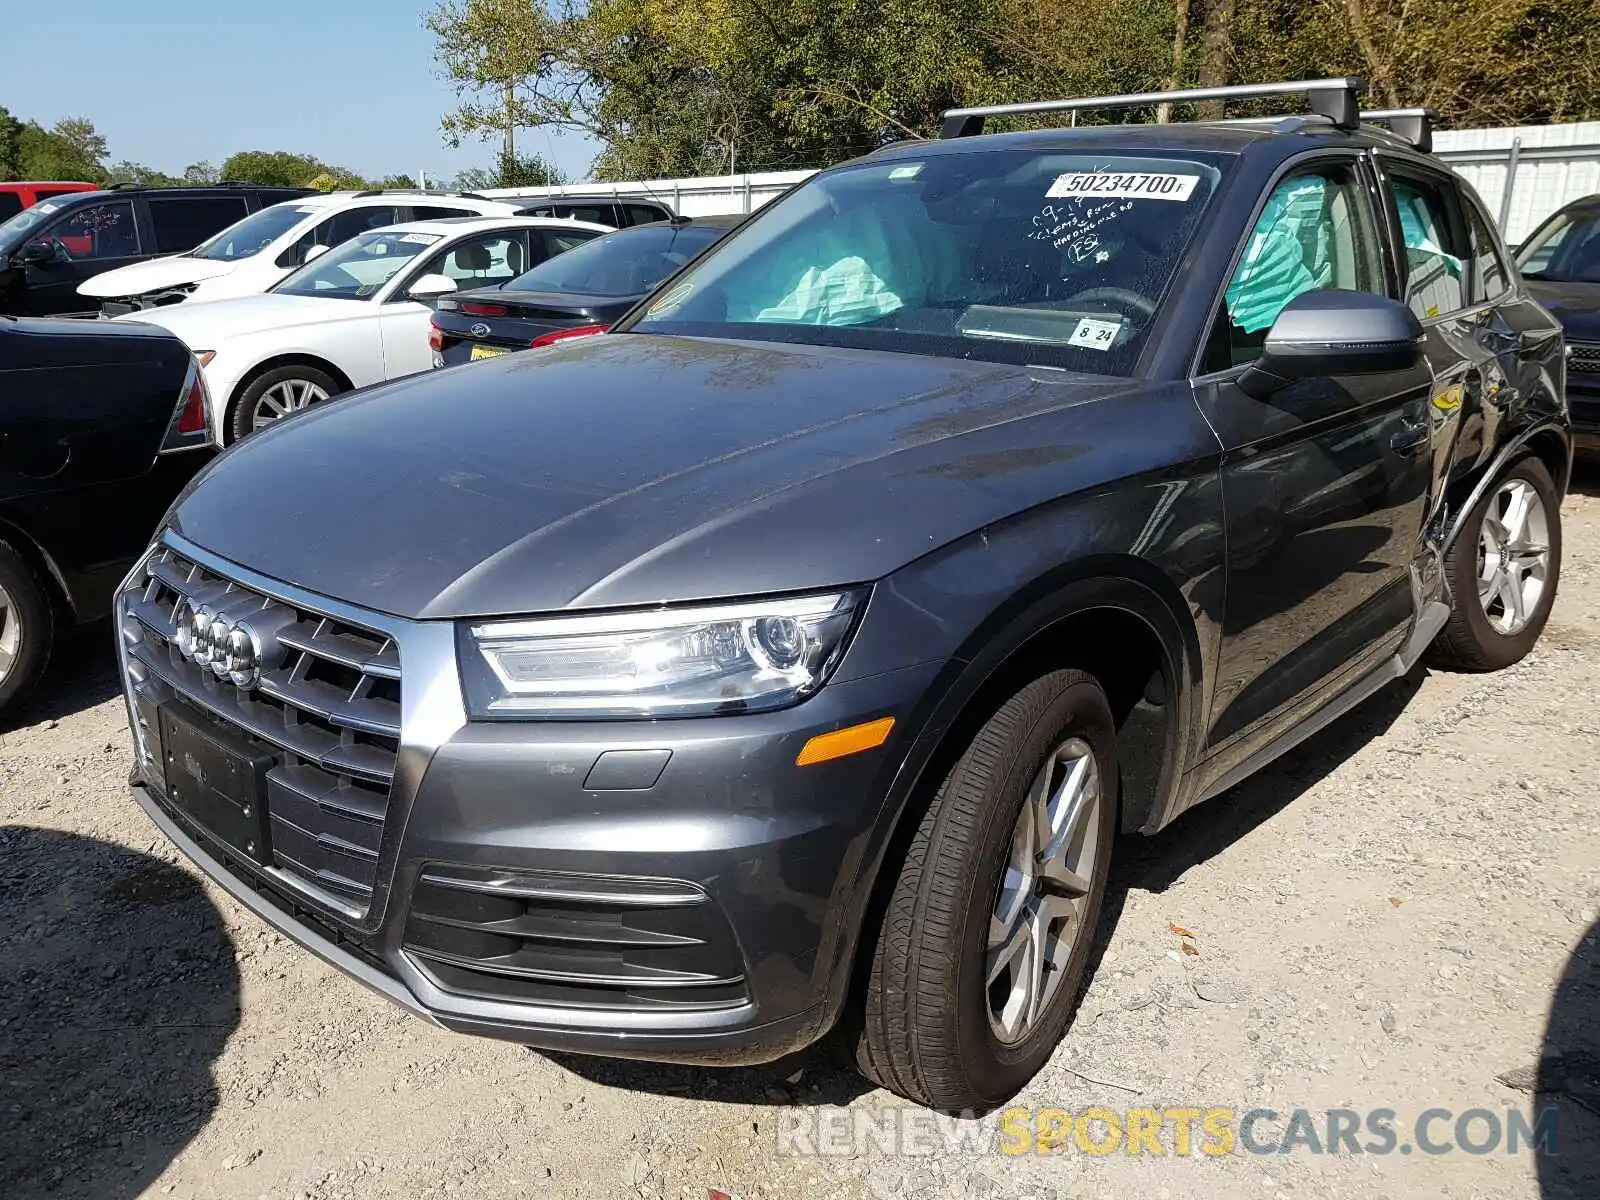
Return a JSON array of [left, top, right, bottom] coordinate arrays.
[[505, 194, 674, 228], [431, 215, 738, 366], [78, 190, 534, 316], [0, 185, 308, 317], [1516, 194, 1600, 451], [0, 314, 213, 720], [121, 215, 610, 443], [0, 181, 99, 222], [113, 80, 1570, 1112]]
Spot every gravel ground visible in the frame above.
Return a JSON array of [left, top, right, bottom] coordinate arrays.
[[3, 473, 1598, 1200]]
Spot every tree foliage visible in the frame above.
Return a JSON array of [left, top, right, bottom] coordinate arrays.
[[219, 150, 366, 188], [428, 0, 1600, 181]]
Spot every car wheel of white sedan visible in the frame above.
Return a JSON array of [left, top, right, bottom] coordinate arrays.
[[230, 365, 342, 443]]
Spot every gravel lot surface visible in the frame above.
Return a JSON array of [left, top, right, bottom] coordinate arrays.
[[3, 473, 1597, 1200]]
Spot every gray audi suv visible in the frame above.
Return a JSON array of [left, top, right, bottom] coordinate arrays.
[[117, 79, 1569, 1111]]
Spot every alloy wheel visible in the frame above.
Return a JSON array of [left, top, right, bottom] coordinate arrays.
[[0, 581, 17, 684], [251, 378, 329, 430], [1477, 477, 1551, 636], [986, 736, 1101, 1045]]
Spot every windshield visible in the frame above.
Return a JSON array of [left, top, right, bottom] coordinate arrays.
[[0, 199, 72, 251], [507, 223, 726, 296], [1516, 208, 1600, 283], [271, 229, 442, 300], [192, 202, 318, 261], [624, 150, 1226, 375]]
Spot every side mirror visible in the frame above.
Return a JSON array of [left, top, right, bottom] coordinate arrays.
[[20, 238, 57, 266], [407, 273, 458, 300], [302, 243, 331, 264], [1239, 290, 1424, 399]]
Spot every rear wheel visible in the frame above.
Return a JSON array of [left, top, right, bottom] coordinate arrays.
[[1430, 454, 1561, 671], [851, 669, 1116, 1111], [229, 365, 341, 442], [0, 540, 54, 723]]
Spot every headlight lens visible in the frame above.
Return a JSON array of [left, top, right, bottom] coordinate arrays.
[[461, 590, 866, 719]]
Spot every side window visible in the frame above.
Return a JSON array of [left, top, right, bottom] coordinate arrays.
[[625, 204, 668, 227], [32, 188, 80, 203], [557, 203, 611, 226], [408, 205, 474, 222], [44, 201, 142, 261], [415, 233, 527, 290], [148, 196, 249, 253], [326, 205, 404, 245], [539, 229, 598, 258], [1389, 172, 1470, 320], [1465, 201, 1510, 302], [1206, 163, 1383, 372], [0, 194, 21, 221]]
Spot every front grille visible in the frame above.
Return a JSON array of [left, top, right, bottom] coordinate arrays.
[[1570, 342, 1600, 376], [402, 865, 749, 1012], [120, 543, 402, 914]]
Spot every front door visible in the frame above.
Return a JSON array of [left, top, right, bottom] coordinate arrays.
[[21, 199, 146, 316], [1196, 158, 1435, 766]]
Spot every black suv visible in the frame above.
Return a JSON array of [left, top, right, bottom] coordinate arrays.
[[115, 79, 1568, 1112], [1514, 194, 1600, 451], [512, 194, 675, 228], [0, 184, 308, 316]]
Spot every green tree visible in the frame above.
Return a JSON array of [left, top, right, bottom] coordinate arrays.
[[0, 106, 23, 181], [183, 161, 220, 184], [104, 160, 182, 186], [496, 149, 566, 186], [219, 150, 366, 188], [16, 121, 107, 183]]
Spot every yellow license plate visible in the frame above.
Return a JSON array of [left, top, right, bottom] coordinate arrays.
[[470, 345, 508, 361]]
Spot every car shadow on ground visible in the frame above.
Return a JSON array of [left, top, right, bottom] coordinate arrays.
[[1, 620, 123, 734], [1566, 458, 1600, 499], [0, 827, 239, 1200], [1537, 915, 1600, 1198]]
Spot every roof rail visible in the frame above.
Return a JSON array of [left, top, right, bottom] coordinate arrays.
[[940, 77, 1367, 138], [347, 188, 491, 200], [1359, 108, 1435, 153]]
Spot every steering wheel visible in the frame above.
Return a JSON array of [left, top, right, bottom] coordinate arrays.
[[1062, 287, 1158, 321]]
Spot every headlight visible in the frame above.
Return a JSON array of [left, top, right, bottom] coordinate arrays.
[[460, 589, 866, 719]]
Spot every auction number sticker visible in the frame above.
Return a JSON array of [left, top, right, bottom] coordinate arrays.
[[1047, 172, 1199, 201], [1068, 317, 1121, 350]]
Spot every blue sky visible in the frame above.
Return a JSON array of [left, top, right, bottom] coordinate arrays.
[[7, 0, 599, 184]]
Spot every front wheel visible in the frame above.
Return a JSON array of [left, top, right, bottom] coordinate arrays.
[[851, 669, 1117, 1111], [0, 540, 54, 723], [1429, 454, 1562, 672], [229, 365, 341, 443]]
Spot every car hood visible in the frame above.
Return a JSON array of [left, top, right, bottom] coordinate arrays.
[[118, 293, 373, 344], [167, 333, 1152, 620], [78, 255, 236, 298], [1524, 279, 1600, 343]]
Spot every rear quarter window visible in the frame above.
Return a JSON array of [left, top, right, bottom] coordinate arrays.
[[149, 195, 251, 253], [0, 194, 21, 222]]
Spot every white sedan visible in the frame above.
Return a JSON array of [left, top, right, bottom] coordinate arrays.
[[120, 215, 609, 444]]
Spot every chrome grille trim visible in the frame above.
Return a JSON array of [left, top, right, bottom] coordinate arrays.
[[1569, 342, 1600, 375], [116, 532, 468, 927]]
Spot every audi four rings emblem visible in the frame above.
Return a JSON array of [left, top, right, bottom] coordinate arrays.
[[173, 601, 262, 689], [469, 322, 492, 338]]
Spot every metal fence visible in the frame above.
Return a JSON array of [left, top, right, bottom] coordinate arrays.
[[1435, 121, 1600, 245], [488, 120, 1600, 242]]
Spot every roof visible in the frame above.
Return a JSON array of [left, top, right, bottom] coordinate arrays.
[[626, 213, 744, 232], [375, 215, 617, 237]]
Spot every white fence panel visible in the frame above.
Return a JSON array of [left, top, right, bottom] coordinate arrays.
[[488, 122, 1600, 243]]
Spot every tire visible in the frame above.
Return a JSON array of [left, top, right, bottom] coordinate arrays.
[[0, 539, 55, 723], [1429, 454, 1562, 672], [228, 364, 341, 443], [851, 669, 1117, 1111]]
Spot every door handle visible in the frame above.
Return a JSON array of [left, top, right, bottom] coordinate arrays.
[[1390, 425, 1428, 456]]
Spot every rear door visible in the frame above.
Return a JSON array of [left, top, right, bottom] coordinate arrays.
[[20, 199, 146, 316], [1196, 156, 1435, 769], [378, 230, 532, 377]]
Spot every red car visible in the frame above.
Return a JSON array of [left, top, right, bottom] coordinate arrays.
[[0, 181, 99, 223]]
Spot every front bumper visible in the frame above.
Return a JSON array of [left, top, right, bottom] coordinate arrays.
[[120, 535, 937, 1065]]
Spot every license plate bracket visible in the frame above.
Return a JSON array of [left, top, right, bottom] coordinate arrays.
[[158, 702, 276, 866]]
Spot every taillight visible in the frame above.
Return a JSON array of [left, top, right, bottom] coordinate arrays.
[[459, 302, 508, 317], [530, 324, 609, 349], [428, 319, 445, 352], [159, 358, 213, 453]]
